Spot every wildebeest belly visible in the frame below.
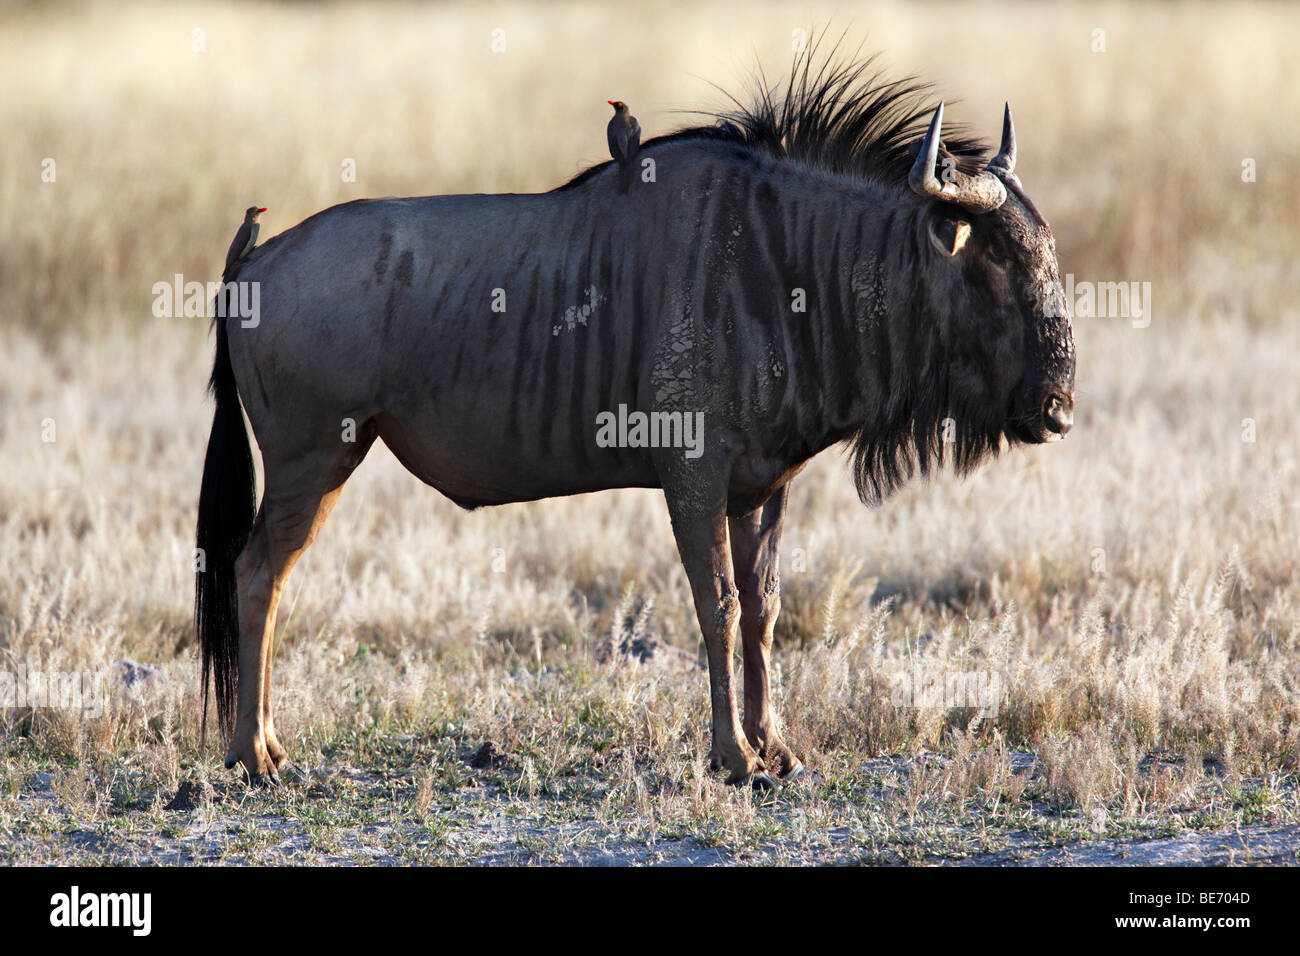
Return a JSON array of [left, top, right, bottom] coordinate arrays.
[[370, 398, 662, 508]]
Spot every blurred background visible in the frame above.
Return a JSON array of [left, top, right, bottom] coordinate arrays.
[[5, 0, 1298, 334], [0, 1, 1297, 763]]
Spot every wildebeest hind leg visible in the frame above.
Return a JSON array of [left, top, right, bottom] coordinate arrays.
[[227, 427, 375, 783], [729, 486, 804, 781]]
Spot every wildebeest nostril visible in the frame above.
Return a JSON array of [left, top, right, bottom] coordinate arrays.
[[1043, 394, 1073, 435]]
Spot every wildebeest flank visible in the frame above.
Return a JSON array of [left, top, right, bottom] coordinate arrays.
[[196, 51, 1075, 788]]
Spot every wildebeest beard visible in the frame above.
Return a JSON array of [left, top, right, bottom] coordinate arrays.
[[847, 359, 1009, 507]]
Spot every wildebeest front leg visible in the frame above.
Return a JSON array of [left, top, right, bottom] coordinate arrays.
[[729, 485, 804, 781], [663, 494, 778, 789]]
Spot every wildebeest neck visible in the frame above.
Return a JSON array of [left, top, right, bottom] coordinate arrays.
[[686, 159, 976, 493], [633, 147, 986, 508]]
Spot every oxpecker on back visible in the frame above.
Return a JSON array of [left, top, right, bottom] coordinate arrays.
[[224, 205, 267, 278], [606, 100, 641, 194]]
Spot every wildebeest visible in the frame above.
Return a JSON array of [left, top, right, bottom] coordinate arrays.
[[197, 53, 1075, 788]]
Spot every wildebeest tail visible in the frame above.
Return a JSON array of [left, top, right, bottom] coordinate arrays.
[[195, 313, 256, 745]]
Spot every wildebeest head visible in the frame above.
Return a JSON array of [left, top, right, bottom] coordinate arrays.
[[908, 102, 1076, 447]]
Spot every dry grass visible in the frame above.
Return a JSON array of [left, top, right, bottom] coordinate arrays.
[[1, 0, 1298, 864]]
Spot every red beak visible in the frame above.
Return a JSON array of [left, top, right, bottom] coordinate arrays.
[[258, 207, 268, 213], [607, 100, 616, 106]]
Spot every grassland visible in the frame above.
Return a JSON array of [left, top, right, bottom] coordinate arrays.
[[1, 0, 1298, 864]]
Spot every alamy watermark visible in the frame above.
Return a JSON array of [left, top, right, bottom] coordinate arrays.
[[49, 886, 150, 936], [595, 404, 705, 460], [0, 663, 105, 718], [890, 670, 1005, 717], [151, 274, 260, 327], [1046, 274, 1152, 328]]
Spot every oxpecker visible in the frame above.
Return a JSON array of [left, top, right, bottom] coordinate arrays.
[[606, 101, 641, 194], [224, 205, 267, 278]]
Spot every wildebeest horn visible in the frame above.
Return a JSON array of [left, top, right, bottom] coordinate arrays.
[[986, 102, 1017, 177], [908, 102, 1007, 212]]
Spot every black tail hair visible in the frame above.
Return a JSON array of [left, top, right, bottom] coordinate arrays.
[[195, 307, 257, 745]]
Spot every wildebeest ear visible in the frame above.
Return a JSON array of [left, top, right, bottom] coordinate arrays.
[[928, 218, 971, 257]]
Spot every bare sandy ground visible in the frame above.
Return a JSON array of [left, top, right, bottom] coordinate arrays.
[[8, 756, 1296, 866]]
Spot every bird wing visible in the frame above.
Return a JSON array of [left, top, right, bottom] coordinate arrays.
[[628, 118, 641, 155], [224, 222, 251, 274], [607, 119, 629, 163]]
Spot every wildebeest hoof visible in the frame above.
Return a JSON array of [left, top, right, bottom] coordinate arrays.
[[225, 748, 280, 784], [730, 772, 780, 791], [276, 762, 306, 785], [781, 763, 808, 784]]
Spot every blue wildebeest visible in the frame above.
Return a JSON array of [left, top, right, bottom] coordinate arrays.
[[197, 56, 1075, 788]]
